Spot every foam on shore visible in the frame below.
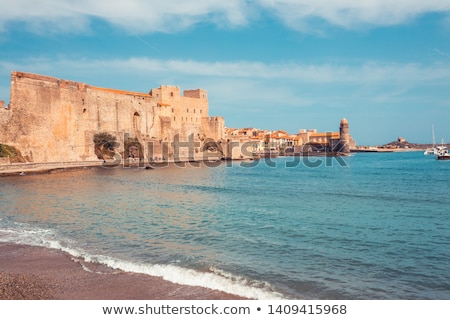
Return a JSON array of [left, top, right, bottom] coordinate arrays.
[[0, 218, 284, 300]]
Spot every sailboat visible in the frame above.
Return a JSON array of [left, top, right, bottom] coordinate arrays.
[[424, 125, 437, 155]]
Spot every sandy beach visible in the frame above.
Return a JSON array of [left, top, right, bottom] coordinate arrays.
[[0, 243, 245, 300]]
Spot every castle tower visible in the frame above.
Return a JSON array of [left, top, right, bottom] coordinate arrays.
[[338, 118, 350, 153]]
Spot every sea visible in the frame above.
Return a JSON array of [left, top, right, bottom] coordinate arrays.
[[1, 151, 449, 300]]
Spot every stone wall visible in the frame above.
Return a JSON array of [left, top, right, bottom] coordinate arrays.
[[0, 71, 225, 163], [0, 101, 10, 128]]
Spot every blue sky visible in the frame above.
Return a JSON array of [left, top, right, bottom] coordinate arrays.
[[1, 1, 450, 145]]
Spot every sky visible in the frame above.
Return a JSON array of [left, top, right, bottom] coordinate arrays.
[[1, 1, 450, 145]]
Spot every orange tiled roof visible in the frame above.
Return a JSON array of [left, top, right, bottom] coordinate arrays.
[[309, 132, 340, 138]]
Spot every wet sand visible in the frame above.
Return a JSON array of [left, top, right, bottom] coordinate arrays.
[[0, 243, 245, 300]]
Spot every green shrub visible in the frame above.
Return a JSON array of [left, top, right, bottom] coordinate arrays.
[[0, 143, 26, 162], [93, 132, 117, 150]]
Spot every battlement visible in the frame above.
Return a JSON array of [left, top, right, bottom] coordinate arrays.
[[12, 71, 61, 84], [209, 116, 223, 122], [149, 85, 180, 100], [0, 100, 4, 109], [184, 89, 207, 99], [11, 71, 156, 98]]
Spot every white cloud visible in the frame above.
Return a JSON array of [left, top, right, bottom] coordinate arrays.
[[0, 0, 249, 33], [3, 56, 450, 85], [259, 0, 450, 32], [1, 0, 450, 34], [3, 56, 450, 117], [434, 48, 450, 58]]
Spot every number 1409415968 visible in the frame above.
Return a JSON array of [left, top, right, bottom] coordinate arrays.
[[268, 304, 347, 315]]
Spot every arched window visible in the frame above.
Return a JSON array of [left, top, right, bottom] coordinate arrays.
[[133, 112, 140, 130]]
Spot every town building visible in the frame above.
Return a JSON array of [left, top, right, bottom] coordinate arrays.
[[224, 118, 355, 158]]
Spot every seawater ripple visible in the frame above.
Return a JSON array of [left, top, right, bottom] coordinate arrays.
[[1, 152, 450, 299]]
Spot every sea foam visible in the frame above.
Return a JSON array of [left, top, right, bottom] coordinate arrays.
[[0, 220, 284, 300]]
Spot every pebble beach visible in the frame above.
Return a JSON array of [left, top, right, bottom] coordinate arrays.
[[0, 243, 244, 300]]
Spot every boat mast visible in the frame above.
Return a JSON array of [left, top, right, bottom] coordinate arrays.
[[432, 124, 436, 147]]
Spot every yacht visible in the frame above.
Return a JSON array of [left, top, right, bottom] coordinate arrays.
[[436, 139, 450, 160]]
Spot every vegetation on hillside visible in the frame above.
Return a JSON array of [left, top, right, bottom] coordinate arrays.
[[0, 143, 26, 162]]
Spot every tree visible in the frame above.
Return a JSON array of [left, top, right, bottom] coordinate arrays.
[[93, 132, 118, 160], [94, 132, 117, 150]]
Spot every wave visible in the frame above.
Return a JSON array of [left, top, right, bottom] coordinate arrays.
[[82, 255, 284, 300], [0, 219, 284, 300]]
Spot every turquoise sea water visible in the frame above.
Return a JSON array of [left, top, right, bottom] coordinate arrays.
[[1, 152, 449, 299]]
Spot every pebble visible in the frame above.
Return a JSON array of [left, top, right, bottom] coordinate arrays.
[[0, 272, 54, 300]]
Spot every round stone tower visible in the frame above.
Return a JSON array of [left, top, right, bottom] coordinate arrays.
[[339, 118, 350, 153]]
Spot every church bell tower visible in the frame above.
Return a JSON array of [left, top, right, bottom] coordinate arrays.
[[338, 118, 350, 153]]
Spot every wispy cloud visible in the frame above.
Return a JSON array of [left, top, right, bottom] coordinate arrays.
[[259, 0, 450, 32], [434, 48, 450, 58], [1, 0, 449, 34], [2, 57, 450, 104], [0, 0, 249, 34], [3, 56, 450, 83], [97, 58, 450, 85]]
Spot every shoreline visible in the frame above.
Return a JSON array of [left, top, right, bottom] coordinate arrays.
[[0, 161, 105, 177], [0, 149, 428, 177], [0, 159, 224, 177], [0, 242, 246, 300]]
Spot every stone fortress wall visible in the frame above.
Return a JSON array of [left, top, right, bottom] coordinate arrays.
[[0, 71, 225, 164]]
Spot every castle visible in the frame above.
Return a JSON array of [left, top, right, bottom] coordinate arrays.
[[0, 71, 225, 164], [0, 71, 355, 166]]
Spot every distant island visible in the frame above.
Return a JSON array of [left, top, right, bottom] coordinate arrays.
[[353, 137, 448, 153]]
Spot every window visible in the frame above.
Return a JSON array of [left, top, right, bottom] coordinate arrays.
[[133, 112, 140, 130], [170, 92, 174, 97]]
